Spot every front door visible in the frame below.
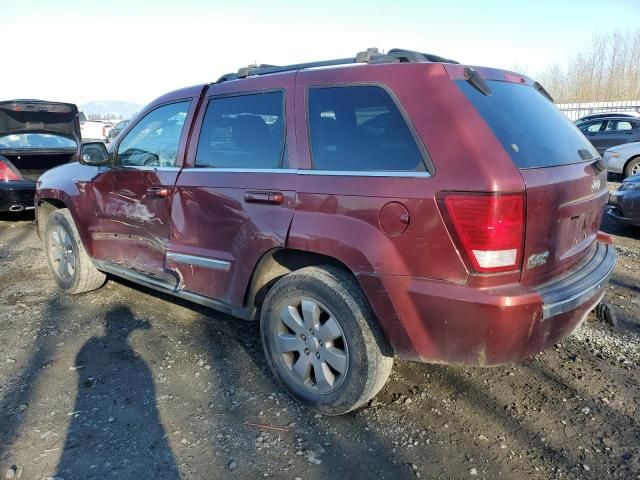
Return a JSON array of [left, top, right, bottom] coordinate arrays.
[[88, 100, 194, 278]]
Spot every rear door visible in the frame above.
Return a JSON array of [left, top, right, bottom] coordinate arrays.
[[456, 78, 608, 286], [88, 99, 195, 278], [168, 75, 297, 307]]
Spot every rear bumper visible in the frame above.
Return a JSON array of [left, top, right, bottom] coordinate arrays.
[[360, 242, 615, 366], [0, 181, 36, 212], [602, 152, 624, 174]]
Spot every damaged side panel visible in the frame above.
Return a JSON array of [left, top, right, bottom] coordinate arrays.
[[87, 168, 179, 278]]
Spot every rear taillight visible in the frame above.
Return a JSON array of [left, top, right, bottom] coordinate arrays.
[[0, 160, 20, 182], [443, 193, 525, 273]]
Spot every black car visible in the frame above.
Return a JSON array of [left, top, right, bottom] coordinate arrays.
[[608, 174, 640, 226], [574, 111, 639, 127], [0, 100, 80, 213], [577, 116, 640, 155]]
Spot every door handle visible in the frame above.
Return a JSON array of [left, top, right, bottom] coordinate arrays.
[[244, 191, 284, 205], [146, 186, 171, 198]]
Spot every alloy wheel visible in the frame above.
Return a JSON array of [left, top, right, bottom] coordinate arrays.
[[274, 297, 349, 394], [49, 225, 76, 282]]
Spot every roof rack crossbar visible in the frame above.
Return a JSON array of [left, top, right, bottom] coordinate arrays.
[[215, 48, 458, 83]]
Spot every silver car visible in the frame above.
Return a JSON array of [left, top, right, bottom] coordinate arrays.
[[603, 141, 640, 178]]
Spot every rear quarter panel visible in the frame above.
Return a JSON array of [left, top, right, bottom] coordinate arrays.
[[289, 63, 526, 280]]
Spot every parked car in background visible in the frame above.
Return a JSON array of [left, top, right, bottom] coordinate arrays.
[[79, 112, 108, 143], [106, 119, 130, 143], [575, 111, 640, 127], [577, 116, 640, 155], [0, 100, 80, 213], [35, 48, 615, 414], [607, 174, 640, 226], [603, 141, 640, 178]]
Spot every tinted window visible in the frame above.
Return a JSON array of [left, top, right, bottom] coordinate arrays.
[[117, 101, 190, 167], [308, 86, 424, 171], [457, 80, 598, 168], [195, 92, 284, 169], [606, 120, 633, 131], [0, 133, 76, 149], [581, 121, 605, 133]]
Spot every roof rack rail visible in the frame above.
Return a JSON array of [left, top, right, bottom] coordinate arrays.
[[215, 48, 459, 83]]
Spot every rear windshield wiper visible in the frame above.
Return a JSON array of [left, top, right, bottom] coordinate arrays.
[[464, 67, 492, 96], [534, 81, 554, 102]]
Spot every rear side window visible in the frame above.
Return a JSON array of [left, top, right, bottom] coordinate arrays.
[[308, 86, 425, 171], [456, 80, 598, 168], [606, 120, 634, 131], [195, 91, 285, 169]]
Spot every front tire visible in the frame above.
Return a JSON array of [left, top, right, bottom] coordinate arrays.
[[260, 266, 393, 415], [44, 208, 106, 294]]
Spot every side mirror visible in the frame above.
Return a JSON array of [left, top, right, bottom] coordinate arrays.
[[80, 142, 109, 165]]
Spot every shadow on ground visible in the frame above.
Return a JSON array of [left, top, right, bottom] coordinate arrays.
[[54, 306, 180, 479]]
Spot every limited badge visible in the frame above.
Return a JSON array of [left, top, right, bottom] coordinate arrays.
[[527, 251, 550, 270]]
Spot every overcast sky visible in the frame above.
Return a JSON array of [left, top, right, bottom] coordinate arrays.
[[2, 0, 639, 106]]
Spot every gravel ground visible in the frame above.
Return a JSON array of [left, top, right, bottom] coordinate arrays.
[[1, 182, 639, 480]]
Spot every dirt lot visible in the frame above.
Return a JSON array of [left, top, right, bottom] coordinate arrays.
[[1, 184, 639, 480]]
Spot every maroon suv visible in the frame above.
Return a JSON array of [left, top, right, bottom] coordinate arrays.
[[36, 48, 615, 414]]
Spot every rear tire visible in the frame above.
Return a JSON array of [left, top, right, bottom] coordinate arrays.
[[260, 265, 393, 415], [624, 156, 640, 178], [44, 208, 106, 294]]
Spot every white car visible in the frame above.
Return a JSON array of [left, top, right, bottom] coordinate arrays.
[[603, 141, 640, 178], [80, 120, 108, 143]]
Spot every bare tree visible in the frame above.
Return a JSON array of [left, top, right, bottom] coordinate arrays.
[[536, 30, 640, 102]]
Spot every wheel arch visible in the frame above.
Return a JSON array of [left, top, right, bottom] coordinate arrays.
[[623, 154, 640, 177], [36, 195, 93, 259], [36, 197, 68, 239], [243, 248, 356, 316]]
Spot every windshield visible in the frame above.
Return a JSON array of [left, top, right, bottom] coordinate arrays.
[[0, 133, 77, 149], [456, 80, 598, 169]]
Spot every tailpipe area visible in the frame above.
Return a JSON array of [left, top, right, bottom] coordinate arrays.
[[9, 204, 25, 212]]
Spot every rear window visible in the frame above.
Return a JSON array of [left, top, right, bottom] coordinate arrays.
[[0, 133, 76, 149], [456, 80, 598, 169]]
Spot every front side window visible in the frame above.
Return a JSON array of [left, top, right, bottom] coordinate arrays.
[[195, 91, 285, 169], [582, 121, 605, 133], [308, 86, 425, 171], [117, 101, 190, 167]]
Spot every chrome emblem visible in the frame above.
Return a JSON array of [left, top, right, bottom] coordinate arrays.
[[591, 177, 601, 193], [527, 251, 549, 270]]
